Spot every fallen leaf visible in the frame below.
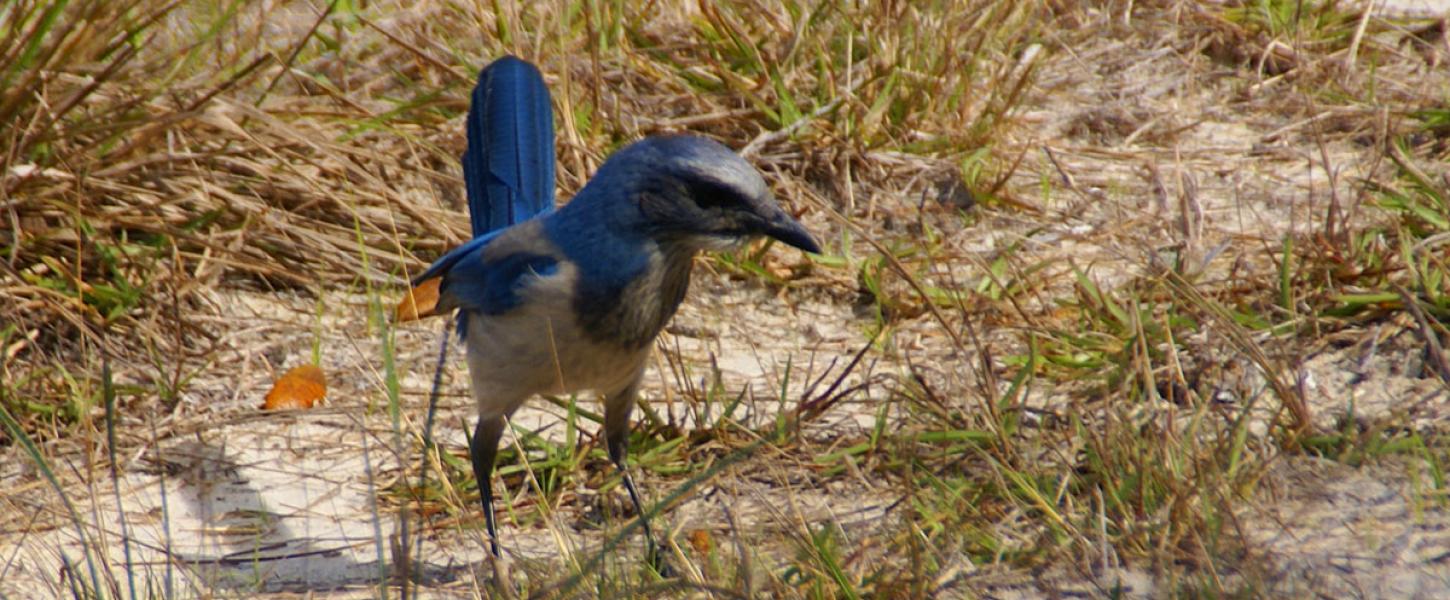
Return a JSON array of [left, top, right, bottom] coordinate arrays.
[[687, 529, 713, 554], [396, 277, 441, 322], [262, 364, 327, 410]]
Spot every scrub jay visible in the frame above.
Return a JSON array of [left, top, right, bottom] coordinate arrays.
[[405, 56, 820, 559]]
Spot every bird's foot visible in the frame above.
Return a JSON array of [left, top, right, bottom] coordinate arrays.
[[488, 549, 522, 599]]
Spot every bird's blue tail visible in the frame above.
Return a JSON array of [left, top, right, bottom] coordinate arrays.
[[463, 55, 556, 237], [397, 57, 555, 322]]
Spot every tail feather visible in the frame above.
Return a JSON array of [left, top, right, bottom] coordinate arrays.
[[398, 57, 556, 324], [463, 55, 556, 237]]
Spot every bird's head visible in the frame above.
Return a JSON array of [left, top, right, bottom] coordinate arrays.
[[592, 136, 821, 255]]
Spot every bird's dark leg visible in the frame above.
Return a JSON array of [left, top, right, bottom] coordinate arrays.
[[604, 380, 666, 567], [608, 436, 659, 552], [470, 416, 507, 558]]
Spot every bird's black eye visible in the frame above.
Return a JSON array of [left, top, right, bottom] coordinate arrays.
[[687, 179, 745, 212]]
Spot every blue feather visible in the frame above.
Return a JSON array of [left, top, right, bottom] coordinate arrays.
[[442, 249, 558, 316], [462, 55, 556, 237], [411, 230, 504, 286], [418, 56, 557, 338]]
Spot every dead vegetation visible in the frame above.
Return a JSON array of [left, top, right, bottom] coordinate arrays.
[[2, 0, 1449, 597]]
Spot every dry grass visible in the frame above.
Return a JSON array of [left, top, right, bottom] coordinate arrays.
[[3, 0, 1449, 598]]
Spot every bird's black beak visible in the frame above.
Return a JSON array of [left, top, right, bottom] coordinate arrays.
[[761, 211, 821, 254]]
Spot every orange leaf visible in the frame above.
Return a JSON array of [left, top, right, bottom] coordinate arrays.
[[262, 364, 327, 410], [687, 529, 713, 554], [395, 277, 441, 322]]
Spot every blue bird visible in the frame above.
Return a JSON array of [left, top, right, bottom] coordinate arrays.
[[405, 56, 820, 560]]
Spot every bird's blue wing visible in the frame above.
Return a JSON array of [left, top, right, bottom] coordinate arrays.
[[412, 229, 559, 317], [411, 229, 504, 286], [437, 246, 559, 317], [463, 55, 556, 237]]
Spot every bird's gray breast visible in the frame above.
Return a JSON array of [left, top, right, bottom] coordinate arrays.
[[462, 259, 653, 410], [574, 244, 695, 350]]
